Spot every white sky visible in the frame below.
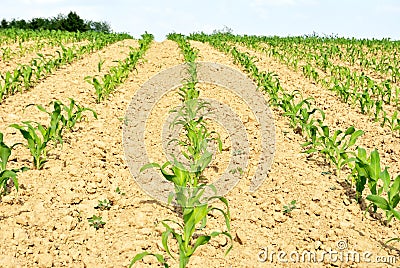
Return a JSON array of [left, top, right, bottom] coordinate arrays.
[[1, 0, 399, 41]]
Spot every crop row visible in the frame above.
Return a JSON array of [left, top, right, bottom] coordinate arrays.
[[234, 34, 400, 82], [228, 34, 400, 135], [0, 32, 131, 102], [0, 28, 131, 46], [188, 32, 400, 226], [131, 33, 232, 268], [85, 32, 153, 103]]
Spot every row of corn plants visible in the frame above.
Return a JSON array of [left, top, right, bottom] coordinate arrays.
[[0, 98, 97, 198], [263, 38, 400, 108], [254, 35, 400, 84], [188, 33, 399, 226], [0, 32, 132, 102], [130, 34, 232, 268], [84, 32, 153, 103], [11, 98, 97, 169], [0, 29, 121, 46], [228, 34, 400, 136], [0, 30, 103, 62]]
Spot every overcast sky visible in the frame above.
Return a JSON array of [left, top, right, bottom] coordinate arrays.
[[1, 0, 399, 41]]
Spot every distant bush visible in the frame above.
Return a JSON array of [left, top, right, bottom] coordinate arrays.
[[0, 11, 112, 33]]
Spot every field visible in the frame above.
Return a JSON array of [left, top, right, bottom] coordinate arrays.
[[0, 29, 399, 267]]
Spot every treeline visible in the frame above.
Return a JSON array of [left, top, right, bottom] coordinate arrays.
[[0, 11, 112, 33]]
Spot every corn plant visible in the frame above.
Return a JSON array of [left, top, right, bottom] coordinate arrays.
[[366, 174, 400, 223], [283, 200, 297, 214], [169, 99, 222, 177], [10, 121, 52, 170], [350, 148, 400, 223], [27, 102, 65, 147], [381, 111, 400, 134], [97, 57, 105, 72], [55, 98, 98, 131], [302, 125, 364, 174], [0, 132, 28, 196]]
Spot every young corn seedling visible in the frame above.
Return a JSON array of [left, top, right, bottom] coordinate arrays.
[[97, 57, 105, 72], [366, 174, 400, 224], [302, 124, 364, 175], [381, 111, 400, 135], [27, 102, 65, 147], [55, 98, 98, 131], [84, 75, 104, 103], [135, 160, 232, 268], [10, 121, 51, 170], [0, 132, 28, 196], [348, 147, 370, 202], [351, 148, 400, 222]]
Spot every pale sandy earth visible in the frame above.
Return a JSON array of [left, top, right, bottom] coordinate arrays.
[[0, 38, 398, 267]]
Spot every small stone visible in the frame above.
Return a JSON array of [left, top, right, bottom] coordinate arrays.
[[314, 241, 322, 250], [301, 181, 313, 186], [62, 216, 76, 231], [70, 248, 80, 260], [37, 254, 53, 267], [339, 221, 354, 229], [15, 215, 29, 226], [13, 228, 28, 241], [343, 199, 351, 206]]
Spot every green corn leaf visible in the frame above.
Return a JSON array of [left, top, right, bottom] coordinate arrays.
[[380, 168, 391, 193], [389, 175, 400, 203], [0, 170, 18, 191], [368, 149, 381, 181], [0, 143, 11, 171], [391, 209, 400, 220], [321, 125, 329, 137], [139, 162, 161, 172], [161, 223, 175, 259], [356, 147, 368, 163], [344, 126, 355, 136], [188, 235, 211, 256], [348, 130, 364, 147], [366, 195, 390, 210], [129, 252, 169, 268], [392, 194, 400, 209]]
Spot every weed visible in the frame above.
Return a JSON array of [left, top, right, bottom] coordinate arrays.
[[88, 215, 106, 230], [95, 199, 113, 211], [283, 200, 297, 214]]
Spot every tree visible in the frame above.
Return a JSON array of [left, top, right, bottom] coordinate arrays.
[[1, 19, 8, 29], [61, 11, 89, 32], [88, 20, 112, 33]]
